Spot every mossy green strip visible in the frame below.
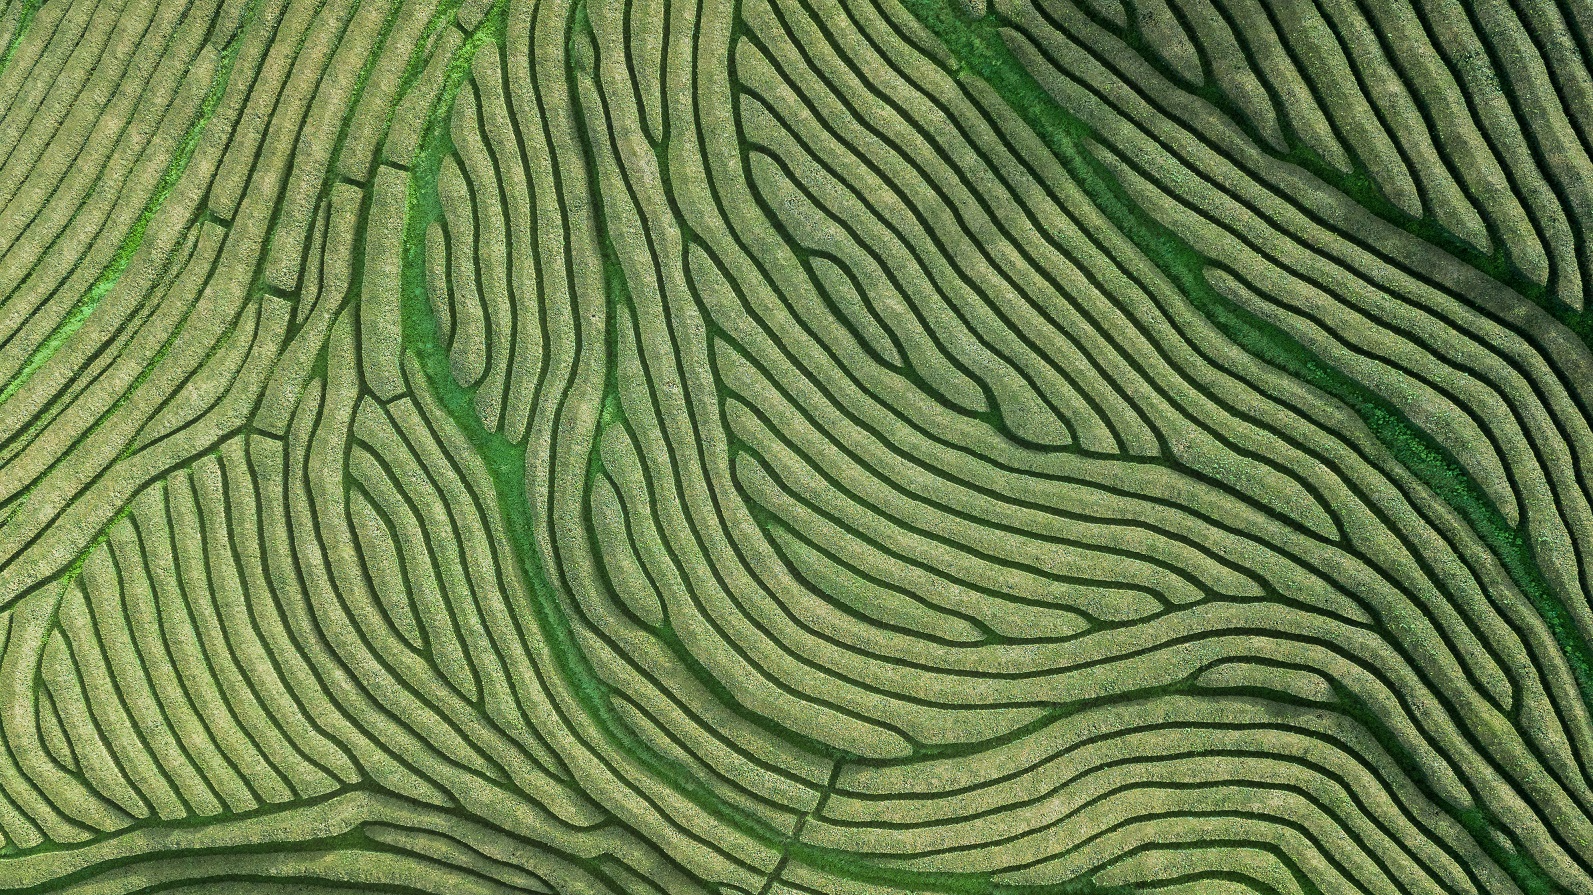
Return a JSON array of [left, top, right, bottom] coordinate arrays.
[[395, 4, 1138, 892], [400, 0, 790, 877], [0, 7, 259, 409], [898, 2, 1571, 892], [902, 0, 1593, 715], [0, 0, 40, 79], [1086, 2, 1574, 335]]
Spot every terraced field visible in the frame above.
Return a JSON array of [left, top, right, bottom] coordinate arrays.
[[2, 0, 1593, 892]]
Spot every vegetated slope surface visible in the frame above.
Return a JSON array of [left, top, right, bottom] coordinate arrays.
[[0, 0, 1590, 892]]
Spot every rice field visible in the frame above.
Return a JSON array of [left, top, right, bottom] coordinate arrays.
[[0, 0, 1591, 892]]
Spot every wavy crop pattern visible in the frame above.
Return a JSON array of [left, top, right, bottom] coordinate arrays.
[[0, 0, 1591, 892]]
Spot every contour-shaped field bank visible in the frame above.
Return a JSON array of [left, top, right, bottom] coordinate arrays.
[[1, 0, 1592, 893]]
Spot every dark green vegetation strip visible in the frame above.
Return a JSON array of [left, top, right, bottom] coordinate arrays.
[[392, 3, 1142, 893], [0, 0, 1578, 891], [896, 2, 1571, 893], [1070, 1, 1582, 338], [0, 3, 261, 408], [0, 0, 39, 78]]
